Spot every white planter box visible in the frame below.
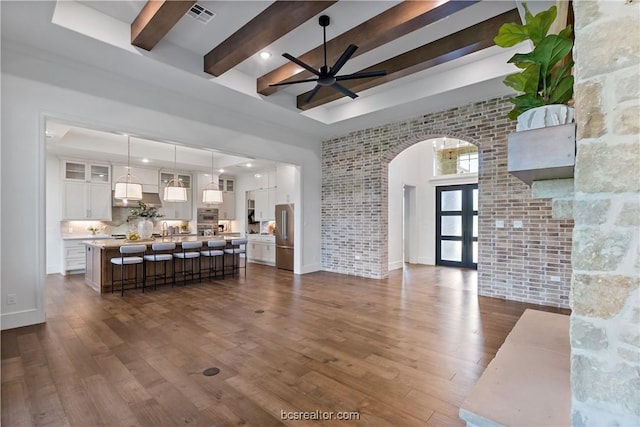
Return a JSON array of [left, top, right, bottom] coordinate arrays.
[[507, 123, 576, 186]]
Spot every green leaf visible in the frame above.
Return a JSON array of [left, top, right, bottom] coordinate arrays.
[[503, 64, 540, 94], [494, 22, 530, 47], [549, 75, 574, 104], [558, 25, 573, 39], [523, 3, 556, 45], [533, 35, 573, 76], [510, 93, 545, 118], [548, 59, 574, 94]]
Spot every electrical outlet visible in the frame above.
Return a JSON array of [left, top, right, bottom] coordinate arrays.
[[496, 220, 504, 228], [355, 255, 361, 260], [7, 294, 16, 305], [513, 220, 523, 229], [550, 276, 561, 282], [68, 227, 73, 233]]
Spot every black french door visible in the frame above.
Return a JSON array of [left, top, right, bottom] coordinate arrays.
[[436, 184, 478, 269]]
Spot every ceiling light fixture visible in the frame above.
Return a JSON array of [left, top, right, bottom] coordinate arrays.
[[163, 145, 187, 202], [259, 51, 271, 59], [202, 151, 224, 204], [114, 135, 143, 201]]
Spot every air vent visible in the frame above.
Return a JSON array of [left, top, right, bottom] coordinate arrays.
[[187, 3, 215, 24]]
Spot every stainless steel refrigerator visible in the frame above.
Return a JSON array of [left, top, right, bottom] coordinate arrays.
[[275, 204, 294, 271]]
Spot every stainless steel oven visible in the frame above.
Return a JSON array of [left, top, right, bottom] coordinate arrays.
[[197, 208, 219, 236]]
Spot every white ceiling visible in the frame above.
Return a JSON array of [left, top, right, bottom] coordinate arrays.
[[40, 1, 532, 127], [1, 1, 551, 148]]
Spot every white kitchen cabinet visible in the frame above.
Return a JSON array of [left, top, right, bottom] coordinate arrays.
[[253, 188, 276, 221], [253, 189, 269, 221], [218, 191, 235, 220], [246, 235, 275, 265], [276, 165, 296, 204], [218, 177, 235, 192], [61, 160, 112, 220], [159, 171, 192, 220], [64, 240, 86, 274]]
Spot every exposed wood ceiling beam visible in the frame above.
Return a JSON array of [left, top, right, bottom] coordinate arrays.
[[131, 0, 196, 51], [258, 0, 479, 96], [296, 8, 521, 110], [204, 1, 337, 77]]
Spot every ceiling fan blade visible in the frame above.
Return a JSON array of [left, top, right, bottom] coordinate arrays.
[[283, 53, 320, 76], [269, 77, 319, 87], [305, 85, 322, 103], [335, 70, 387, 81], [330, 44, 358, 76], [331, 82, 358, 99]]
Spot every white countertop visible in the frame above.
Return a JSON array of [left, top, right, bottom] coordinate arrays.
[[62, 235, 114, 240]]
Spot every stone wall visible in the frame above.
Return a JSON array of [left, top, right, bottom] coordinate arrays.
[[570, 0, 640, 424], [322, 96, 573, 308]]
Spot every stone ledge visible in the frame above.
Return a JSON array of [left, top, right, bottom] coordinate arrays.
[[531, 179, 575, 199], [459, 309, 571, 427]]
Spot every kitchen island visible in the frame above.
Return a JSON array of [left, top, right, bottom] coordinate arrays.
[[84, 236, 240, 293]]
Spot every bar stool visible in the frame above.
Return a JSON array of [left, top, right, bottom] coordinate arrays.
[[224, 239, 247, 276], [110, 244, 147, 296], [201, 240, 226, 280], [143, 242, 176, 291], [173, 241, 203, 285]]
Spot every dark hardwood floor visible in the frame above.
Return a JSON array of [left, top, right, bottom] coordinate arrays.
[[1, 264, 568, 426]]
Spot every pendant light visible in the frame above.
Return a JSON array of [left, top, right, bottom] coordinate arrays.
[[114, 135, 143, 200], [202, 150, 224, 204], [163, 145, 187, 202]]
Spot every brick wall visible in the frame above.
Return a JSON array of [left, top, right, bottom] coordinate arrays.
[[322, 96, 573, 308]]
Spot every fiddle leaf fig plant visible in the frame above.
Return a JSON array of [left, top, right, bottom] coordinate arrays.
[[494, 3, 574, 120]]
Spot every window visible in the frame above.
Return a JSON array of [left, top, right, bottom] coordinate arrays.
[[432, 138, 478, 176], [458, 152, 478, 174]]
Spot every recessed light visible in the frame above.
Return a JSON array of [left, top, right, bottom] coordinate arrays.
[[259, 51, 271, 59], [219, 169, 224, 173], [246, 163, 252, 168], [254, 173, 262, 178], [142, 158, 150, 163]]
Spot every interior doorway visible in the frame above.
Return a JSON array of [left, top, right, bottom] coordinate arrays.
[[403, 184, 417, 264], [436, 184, 478, 269]]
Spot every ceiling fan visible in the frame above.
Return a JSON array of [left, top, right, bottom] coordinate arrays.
[[269, 15, 387, 103]]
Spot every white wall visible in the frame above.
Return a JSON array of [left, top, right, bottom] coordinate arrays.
[[46, 154, 62, 274], [1, 47, 322, 330], [387, 141, 436, 270]]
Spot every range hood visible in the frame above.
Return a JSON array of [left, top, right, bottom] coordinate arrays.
[[112, 191, 162, 208]]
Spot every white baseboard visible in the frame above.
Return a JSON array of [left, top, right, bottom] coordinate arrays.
[[388, 261, 404, 271], [417, 257, 435, 265], [299, 263, 320, 274], [1, 308, 45, 331]]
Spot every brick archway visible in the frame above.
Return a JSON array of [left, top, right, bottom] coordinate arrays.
[[321, 96, 572, 308], [384, 133, 480, 272]]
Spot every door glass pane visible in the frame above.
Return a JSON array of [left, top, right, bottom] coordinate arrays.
[[441, 190, 462, 211], [91, 165, 109, 182], [441, 241, 462, 262], [473, 215, 478, 238], [178, 175, 191, 188], [441, 216, 462, 236], [473, 242, 478, 264], [65, 162, 85, 180], [473, 189, 478, 211]]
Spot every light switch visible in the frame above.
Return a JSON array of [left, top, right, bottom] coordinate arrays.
[[513, 220, 523, 228], [496, 220, 504, 228]]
